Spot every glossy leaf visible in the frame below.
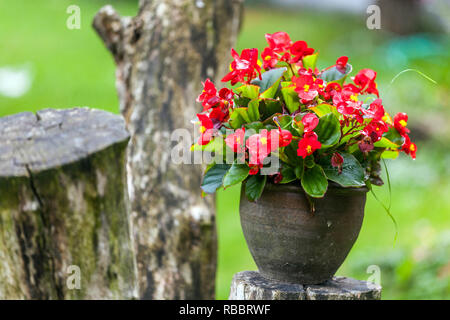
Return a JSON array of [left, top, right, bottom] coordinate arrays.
[[319, 64, 352, 85], [190, 137, 224, 153], [261, 99, 283, 119], [374, 137, 399, 149], [301, 164, 328, 198], [252, 67, 287, 93], [245, 175, 267, 201], [223, 163, 250, 188], [381, 150, 399, 159], [383, 127, 405, 146], [302, 53, 318, 70], [318, 152, 366, 187], [280, 165, 297, 184], [314, 113, 341, 147], [295, 165, 303, 179], [310, 103, 339, 118], [244, 121, 265, 131], [201, 163, 231, 194], [229, 107, 250, 129], [281, 86, 300, 113], [235, 84, 260, 99], [247, 99, 260, 122]]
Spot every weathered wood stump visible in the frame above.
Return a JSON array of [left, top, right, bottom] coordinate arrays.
[[229, 271, 381, 300], [93, 0, 244, 299], [0, 108, 138, 299]]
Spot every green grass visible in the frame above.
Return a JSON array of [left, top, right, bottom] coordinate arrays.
[[1, 1, 448, 300], [0, 0, 138, 117]]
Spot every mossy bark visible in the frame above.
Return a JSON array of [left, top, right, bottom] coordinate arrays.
[[93, 0, 244, 299], [0, 108, 138, 299]]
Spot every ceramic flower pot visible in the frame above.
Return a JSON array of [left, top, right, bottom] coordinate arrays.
[[240, 182, 368, 285]]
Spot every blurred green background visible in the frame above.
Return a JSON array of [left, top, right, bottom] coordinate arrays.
[[1, 0, 448, 300]]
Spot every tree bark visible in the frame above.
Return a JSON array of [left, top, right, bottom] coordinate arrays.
[[0, 108, 138, 299], [229, 271, 382, 300], [93, 0, 244, 299]]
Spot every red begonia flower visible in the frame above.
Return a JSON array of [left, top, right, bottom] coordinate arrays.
[[297, 132, 322, 158], [273, 172, 283, 184], [401, 134, 417, 159], [197, 113, 214, 145], [246, 130, 273, 166], [331, 152, 344, 174], [302, 113, 319, 132], [290, 40, 314, 63], [292, 74, 319, 103], [278, 129, 293, 147], [209, 107, 229, 126], [248, 164, 263, 175], [336, 56, 349, 73], [394, 112, 410, 136], [362, 120, 389, 143], [363, 99, 385, 121], [218, 87, 234, 102], [353, 68, 379, 97], [222, 48, 262, 85], [265, 32, 292, 53], [358, 135, 374, 153], [261, 47, 278, 69], [225, 128, 245, 153], [197, 79, 220, 110]]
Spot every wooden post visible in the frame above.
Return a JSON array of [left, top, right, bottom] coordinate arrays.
[[93, 0, 244, 299], [0, 108, 138, 299], [229, 271, 382, 300]]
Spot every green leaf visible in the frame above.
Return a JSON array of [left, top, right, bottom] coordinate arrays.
[[295, 165, 303, 179], [374, 137, 399, 149], [314, 113, 341, 147], [304, 156, 315, 168], [318, 152, 366, 187], [260, 99, 283, 119], [273, 114, 292, 129], [319, 64, 352, 85], [191, 137, 224, 152], [252, 67, 287, 94], [223, 163, 250, 188], [309, 103, 339, 118], [281, 86, 300, 113], [381, 150, 399, 159], [301, 164, 328, 198], [201, 164, 231, 194], [229, 107, 250, 129], [247, 99, 260, 122], [235, 84, 260, 99], [383, 127, 405, 146], [245, 175, 267, 201], [302, 53, 318, 70], [280, 165, 297, 184], [244, 121, 265, 131], [281, 144, 302, 166], [291, 114, 304, 135]]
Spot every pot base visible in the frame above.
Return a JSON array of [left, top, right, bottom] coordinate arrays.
[[240, 182, 368, 285]]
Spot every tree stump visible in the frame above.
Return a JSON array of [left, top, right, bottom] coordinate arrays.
[[229, 271, 382, 300], [93, 0, 244, 299], [0, 108, 138, 299]]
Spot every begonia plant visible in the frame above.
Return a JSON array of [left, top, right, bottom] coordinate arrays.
[[193, 31, 417, 202]]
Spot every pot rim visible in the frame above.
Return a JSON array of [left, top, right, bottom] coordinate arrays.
[[263, 180, 369, 194]]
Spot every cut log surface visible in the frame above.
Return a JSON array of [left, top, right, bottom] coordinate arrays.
[[0, 108, 138, 299], [229, 271, 382, 300]]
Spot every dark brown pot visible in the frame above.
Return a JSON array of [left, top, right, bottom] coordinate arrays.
[[240, 182, 368, 285]]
